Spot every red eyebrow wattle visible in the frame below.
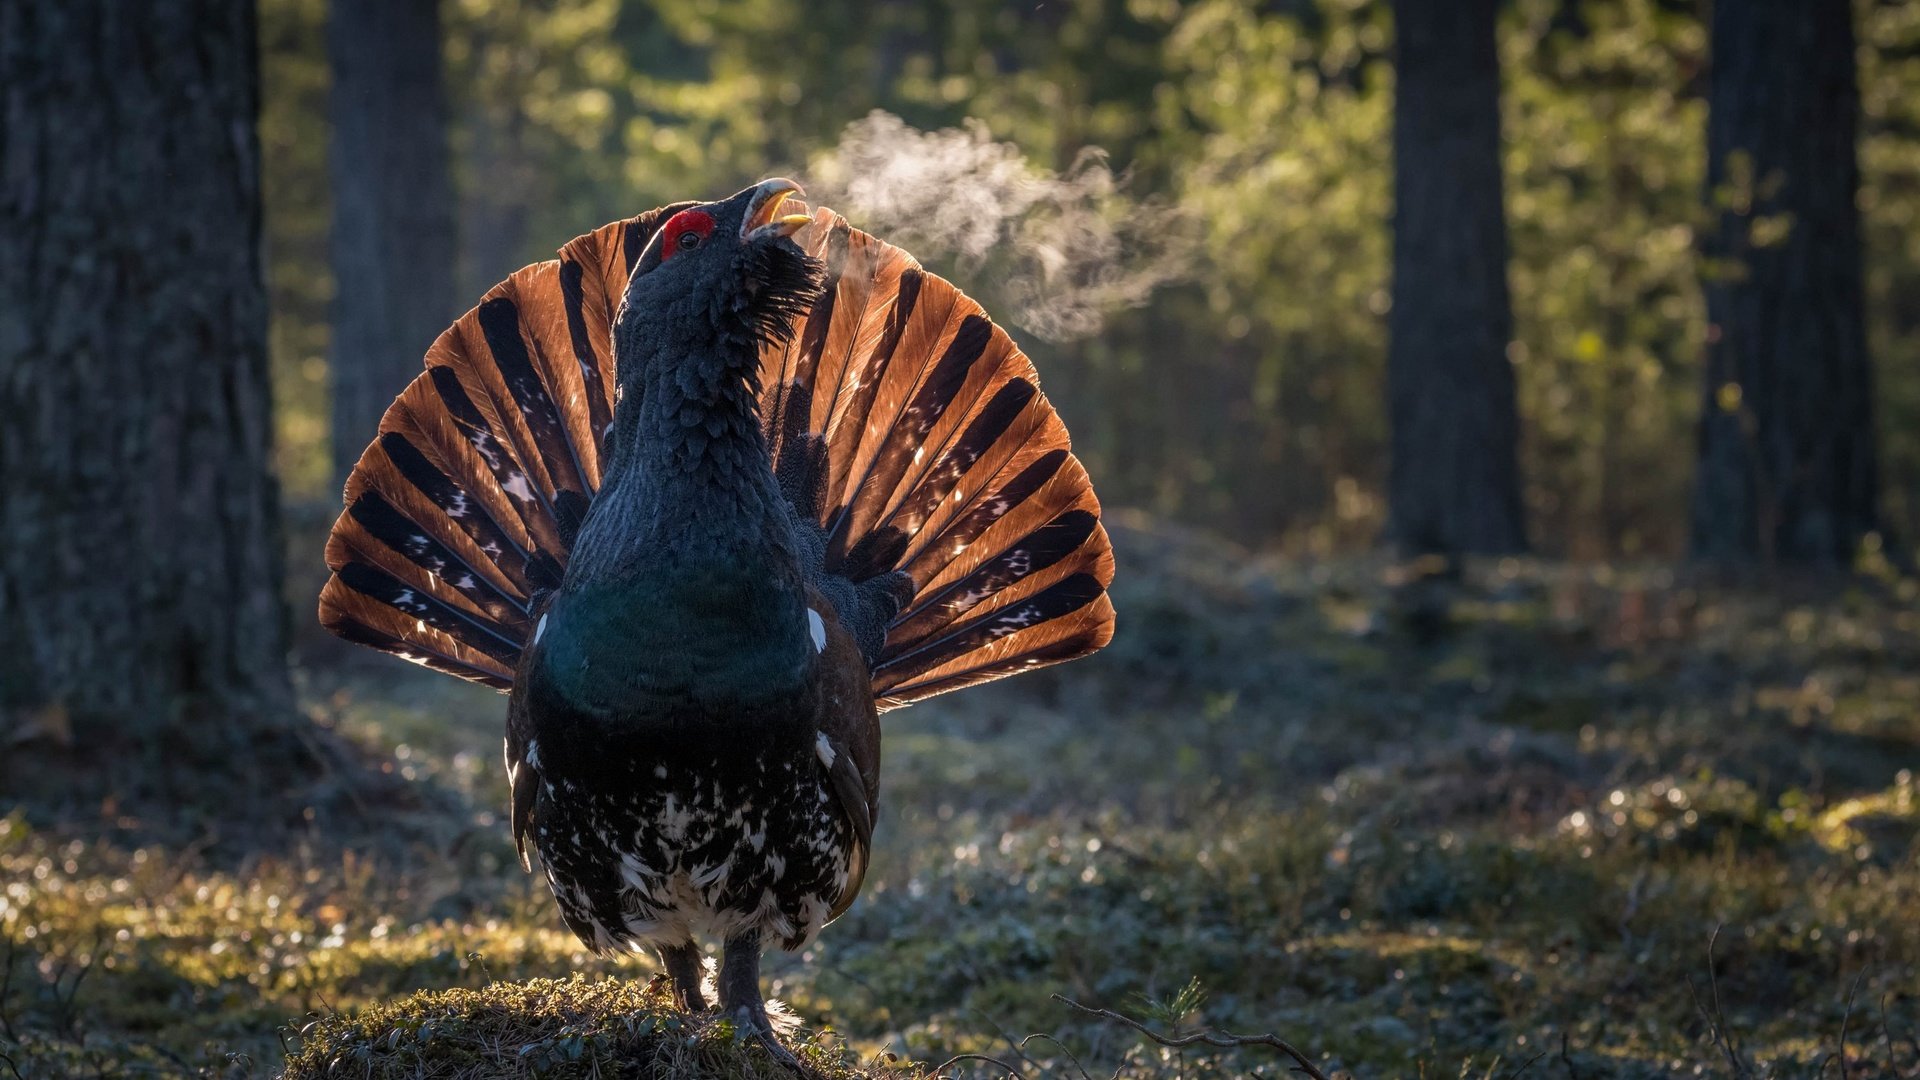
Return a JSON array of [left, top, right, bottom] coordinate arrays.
[[660, 210, 715, 261]]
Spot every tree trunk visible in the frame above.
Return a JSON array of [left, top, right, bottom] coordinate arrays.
[[1690, 0, 1875, 567], [0, 2, 297, 801], [327, 0, 455, 488], [1385, 0, 1528, 556]]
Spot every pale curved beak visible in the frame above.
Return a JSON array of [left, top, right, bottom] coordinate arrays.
[[742, 177, 813, 241]]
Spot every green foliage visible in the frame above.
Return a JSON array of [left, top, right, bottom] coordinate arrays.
[[260, 0, 332, 499], [1860, 0, 1920, 548], [1149, 0, 1392, 546], [1502, 0, 1708, 558], [1133, 976, 1207, 1032]]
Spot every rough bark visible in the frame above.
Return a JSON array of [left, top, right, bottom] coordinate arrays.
[[1385, 0, 1528, 556], [0, 2, 296, 795], [1690, 0, 1875, 567], [327, 0, 456, 488]]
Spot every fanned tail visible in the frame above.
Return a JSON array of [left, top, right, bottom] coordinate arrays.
[[320, 201, 1114, 707]]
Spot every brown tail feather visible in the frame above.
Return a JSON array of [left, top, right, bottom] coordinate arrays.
[[318, 575, 517, 688], [875, 586, 1116, 708]]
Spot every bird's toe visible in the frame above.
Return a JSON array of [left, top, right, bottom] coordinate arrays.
[[729, 1004, 805, 1074]]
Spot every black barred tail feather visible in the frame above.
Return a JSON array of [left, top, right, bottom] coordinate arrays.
[[320, 203, 1114, 706]]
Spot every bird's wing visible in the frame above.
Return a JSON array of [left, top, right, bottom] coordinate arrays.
[[321, 205, 1115, 709], [505, 685, 539, 870], [804, 586, 880, 924]]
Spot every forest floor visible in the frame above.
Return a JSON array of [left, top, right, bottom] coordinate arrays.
[[3, 514, 1919, 1078]]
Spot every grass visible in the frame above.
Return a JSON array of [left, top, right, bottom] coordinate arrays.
[[3, 515, 1920, 1077]]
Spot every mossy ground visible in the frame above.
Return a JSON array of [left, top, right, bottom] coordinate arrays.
[[276, 977, 914, 1079], [4, 518, 1919, 1077]]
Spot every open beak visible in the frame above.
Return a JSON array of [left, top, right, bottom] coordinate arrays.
[[742, 178, 814, 241]]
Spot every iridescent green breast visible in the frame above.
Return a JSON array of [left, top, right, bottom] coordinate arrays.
[[532, 558, 815, 720]]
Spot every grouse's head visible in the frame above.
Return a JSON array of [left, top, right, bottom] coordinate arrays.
[[617, 177, 825, 354]]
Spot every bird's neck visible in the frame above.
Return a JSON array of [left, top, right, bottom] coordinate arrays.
[[585, 335, 786, 563], [536, 326, 814, 718]]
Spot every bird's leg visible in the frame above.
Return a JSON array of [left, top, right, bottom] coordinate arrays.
[[718, 928, 800, 1070], [656, 941, 707, 1012]]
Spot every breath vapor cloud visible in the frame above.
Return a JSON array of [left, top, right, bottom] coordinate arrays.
[[804, 112, 1192, 341]]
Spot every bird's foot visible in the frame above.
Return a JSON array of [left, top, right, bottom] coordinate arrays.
[[726, 1001, 805, 1073]]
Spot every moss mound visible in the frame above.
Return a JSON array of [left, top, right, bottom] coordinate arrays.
[[280, 976, 915, 1080]]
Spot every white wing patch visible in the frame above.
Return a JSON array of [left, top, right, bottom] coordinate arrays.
[[807, 608, 826, 654], [815, 732, 836, 768], [534, 612, 548, 645]]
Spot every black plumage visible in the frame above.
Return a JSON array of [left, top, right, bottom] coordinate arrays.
[[319, 179, 1115, 1060]]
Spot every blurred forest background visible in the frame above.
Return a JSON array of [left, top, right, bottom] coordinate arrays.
[[5, 0, 1920, 1077], [261, 0, 1920, 561]]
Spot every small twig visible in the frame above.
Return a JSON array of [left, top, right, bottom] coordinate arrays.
[[935, 1052, 1033, 1078], [1833, 970, 1865, 1080], [1016, 1032, 1094, 1080], [1559, 1031, 1582, 1080], [1688, 925, 1755, 1080], [1876, 992, 1920, 1080], [0, 1049, 25, 1080], [1686, 976, 1747, 1080], [40, 928, 109, 1044], [1706, 926, 1740, 1070], [1508, 1051, 1546, 1079], [967, 1008, 1050, 1077], [1052, 993, 1331, 1080], [0, 932, 20, 1042]]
